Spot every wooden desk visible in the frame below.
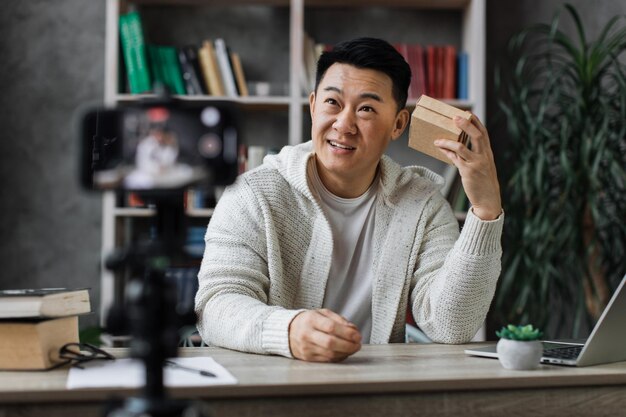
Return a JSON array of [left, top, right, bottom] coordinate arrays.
[[1, 343, 626, 417]]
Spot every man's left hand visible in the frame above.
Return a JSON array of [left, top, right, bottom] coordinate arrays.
[[434, 115, 502, 221]]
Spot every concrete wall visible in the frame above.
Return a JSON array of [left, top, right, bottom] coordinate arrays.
[[0, 0, 622, 329], [0, 0, 105, 327]]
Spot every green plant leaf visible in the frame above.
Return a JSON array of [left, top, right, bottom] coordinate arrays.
[[494, 4, 626, 338]]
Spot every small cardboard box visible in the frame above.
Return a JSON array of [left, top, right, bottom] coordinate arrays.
[[408, 95, 472, 165]]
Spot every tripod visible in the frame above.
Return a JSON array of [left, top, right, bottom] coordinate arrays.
[[105, 191, 210, 417]]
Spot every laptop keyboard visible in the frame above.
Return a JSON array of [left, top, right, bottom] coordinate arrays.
[[543, 345, 583, 360]]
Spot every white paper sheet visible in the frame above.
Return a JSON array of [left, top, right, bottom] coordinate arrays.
[[66, 357, 237, 389]]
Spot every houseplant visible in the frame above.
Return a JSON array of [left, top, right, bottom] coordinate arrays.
[[496, 324, 543, 370], [494, 4, 626, 338]]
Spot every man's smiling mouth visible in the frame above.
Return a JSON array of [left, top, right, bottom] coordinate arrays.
[[328, 140, 356, 150]]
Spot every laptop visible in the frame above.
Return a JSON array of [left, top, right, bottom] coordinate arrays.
[[465, 276, 626, 367]]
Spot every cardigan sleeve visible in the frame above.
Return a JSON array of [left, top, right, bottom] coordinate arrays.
[[194, 177, 304, 357], [410, 194, 504, 343]]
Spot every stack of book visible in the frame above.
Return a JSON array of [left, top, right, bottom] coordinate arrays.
[[394, 43, 468, 101], [119, 10, 249, 97], [0, 288, 91, 370], [299, 37, 469, 100]]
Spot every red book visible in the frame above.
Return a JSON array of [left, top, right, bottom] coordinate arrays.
[[393, 43, 409, 66], [443, 45, 457, 99], [435, 46, 445, 98], [393, 43, 413, 99], [407, 44, 425, 99], [426, 45, 437, 97]]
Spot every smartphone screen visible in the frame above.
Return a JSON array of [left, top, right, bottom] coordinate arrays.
[[79, 103, 238, 191]]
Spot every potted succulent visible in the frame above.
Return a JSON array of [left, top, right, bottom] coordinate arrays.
[[496, 324, 543, 370]]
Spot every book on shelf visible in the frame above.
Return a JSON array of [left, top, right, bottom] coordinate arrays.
[[303, 33, 318, 93], [239, 144, 279, 172], [237, 143, 248, 174], [214, 38, 238, 97], [119, 11, 151, 94], [247, 146, 267, 171], [301, 33, 326, 95], [178, 45, 207, 95], [457, 52, 469, 100], [230, 52, 249, 97], [147, 44, 187, 95], [436, 46, 446, 98], [118, 11, 252, 99], [186, 188, 208, 211], [407, 44, 426, 99], [442, 45, 457, 99], [199, 40, 225, 96], [126, 191, 147, 208], [147, 45, 163, 91], [163, 45, 187, 95], [393, 43, 412, 97], [401, 44, 461, 100], [425, 45, 437, 98], [0, 288, 91, 319], [0, 316, 79, 370], [408, 95, 472, 165]]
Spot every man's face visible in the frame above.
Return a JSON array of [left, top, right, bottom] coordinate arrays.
[[309, 63, 408, 194]]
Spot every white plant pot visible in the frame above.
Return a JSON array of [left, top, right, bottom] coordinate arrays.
[[496, 338, 542, 370]]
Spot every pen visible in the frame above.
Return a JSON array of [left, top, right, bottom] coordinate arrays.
[[164, 360, 216, 377]]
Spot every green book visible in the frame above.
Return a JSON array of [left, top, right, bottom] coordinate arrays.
[[119, 14, 138, 93], [120, 11, 151, 94], [158, 46, 173, 93], [148, 45, 165, 88], [162, 46, 186, 95]]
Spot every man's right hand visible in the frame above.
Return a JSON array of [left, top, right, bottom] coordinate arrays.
[[288, 309, 362, 362]]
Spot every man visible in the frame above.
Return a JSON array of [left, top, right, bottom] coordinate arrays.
[[195, 37, 503, 362]]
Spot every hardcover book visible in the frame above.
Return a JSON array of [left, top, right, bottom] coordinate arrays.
[[408, 95, 472, 165], [442, 45, 457, 99], [161, 45, 187, 95], [407, 44, 425, 99], [0, 316, 78, 370], [214, 38, 238, 97], [230, 52, 249, 97], [457, 52, 469, 100], [119, 11, 151, 94], [178, 45, 207, 95], [198, 40, 225, 96], [0, 288, 91, 319]]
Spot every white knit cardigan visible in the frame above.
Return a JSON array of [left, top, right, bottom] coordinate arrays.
[[195, 141, 503, 358]]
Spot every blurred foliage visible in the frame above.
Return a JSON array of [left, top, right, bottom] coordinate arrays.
[[496, 324, 543, 341], [494, 4, 626, 338], [79, 326, 103, 347]]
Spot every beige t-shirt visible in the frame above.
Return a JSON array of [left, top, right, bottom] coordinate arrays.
[[308, 160, 379, 343]]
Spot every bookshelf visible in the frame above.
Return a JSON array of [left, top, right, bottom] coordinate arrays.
[[100, 0, 485, 325]]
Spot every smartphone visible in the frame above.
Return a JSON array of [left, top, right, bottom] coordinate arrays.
[[79, 102, 239, 191]]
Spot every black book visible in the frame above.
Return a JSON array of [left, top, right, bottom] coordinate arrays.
[[178, 45, 207, 95]]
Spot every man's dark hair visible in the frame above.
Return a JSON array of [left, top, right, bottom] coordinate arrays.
[[315, 37, 411, 111]]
